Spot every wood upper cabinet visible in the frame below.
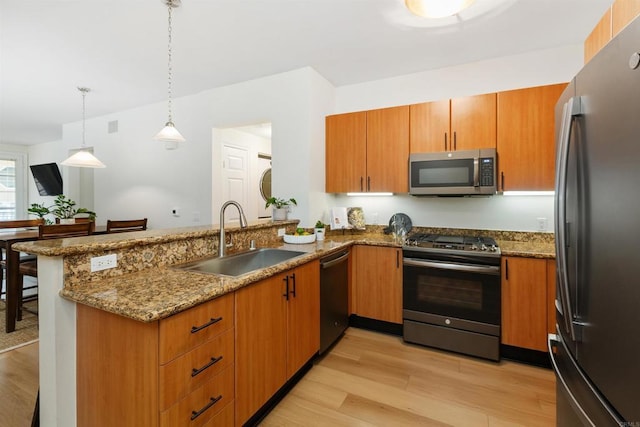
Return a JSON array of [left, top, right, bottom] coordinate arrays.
[[497, 83, 567, 191], [77, 294, 235, 427], [585, 7, 612, 64], [326, 106, 409, 193], [613, 0, 640, 36], [353, 245, 403, 324], [410, 93, 496, 153], [235, 260, 320, 426], [501, 256, 548, 352]]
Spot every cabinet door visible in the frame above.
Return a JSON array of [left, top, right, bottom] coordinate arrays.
[[409, 99, 450, 153], [235, 274, 288, 425], [612, 0, 640, 36], [354, 245, 402, 324], [497, 83, 566, 191], [366, 106, 410, 193], [585, 7, 612, 63], [286, 260, 320, 378], [325, 112, 367, 192], [501, 257, 547, 352], [450, 93, 497, 151]]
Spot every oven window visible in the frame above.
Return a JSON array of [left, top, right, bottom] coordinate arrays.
[[404, 263, 500, 325]]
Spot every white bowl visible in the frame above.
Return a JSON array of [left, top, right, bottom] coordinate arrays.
[[283, 233, 316, 244]]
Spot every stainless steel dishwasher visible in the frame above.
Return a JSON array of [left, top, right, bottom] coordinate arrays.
[[319, 250, 349, 354]]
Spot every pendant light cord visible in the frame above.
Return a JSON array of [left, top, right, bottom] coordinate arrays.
[[78, 87, 90, 148], [167, 1, 174, 124]]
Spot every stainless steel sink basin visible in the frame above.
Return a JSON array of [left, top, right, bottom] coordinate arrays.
[[173, 248, 306, 277]]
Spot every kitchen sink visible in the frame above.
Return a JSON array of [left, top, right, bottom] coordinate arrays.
[[172, 248, 307, 277]]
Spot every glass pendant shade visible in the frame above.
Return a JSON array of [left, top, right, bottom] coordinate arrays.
[[405, 0, 476, 18], [61, 150, 106, 168], [153, 121, 186, 142]]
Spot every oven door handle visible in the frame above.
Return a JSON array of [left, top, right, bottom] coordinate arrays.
[[403, 257, 500, 275]]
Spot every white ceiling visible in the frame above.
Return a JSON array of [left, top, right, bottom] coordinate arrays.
[[1, 0, 613, 146]]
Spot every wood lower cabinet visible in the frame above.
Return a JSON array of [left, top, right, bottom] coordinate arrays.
[[497, 83, 567, 191], [501, 256, 549, 352], [235, 260, 320, 426], [326, 106, 409, 193], [410, 93, 497, 153], [77, 293, 235, 427], [353, 245, 402, 324]]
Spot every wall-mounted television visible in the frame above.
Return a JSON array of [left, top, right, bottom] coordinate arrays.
[[30, 163, 63, 196]]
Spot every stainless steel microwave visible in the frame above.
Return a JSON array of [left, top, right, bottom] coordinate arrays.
[[409, 148, 497, 196]]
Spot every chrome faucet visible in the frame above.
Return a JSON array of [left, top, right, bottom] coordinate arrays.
[[218, 200, 248, 257]]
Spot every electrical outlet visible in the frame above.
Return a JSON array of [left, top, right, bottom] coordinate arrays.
[[277, 228, 286, 237], [91, 254, 117, 272], [171, 207, 180, 217], [536, 217, 548, 232]]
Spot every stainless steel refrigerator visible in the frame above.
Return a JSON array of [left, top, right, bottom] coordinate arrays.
[[551, 14, 640, 427]]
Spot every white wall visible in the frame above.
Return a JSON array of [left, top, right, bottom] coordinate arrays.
[[326, 44, 585, 232]]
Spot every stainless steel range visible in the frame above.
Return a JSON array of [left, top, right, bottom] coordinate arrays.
[[402, 233, 501, 361]]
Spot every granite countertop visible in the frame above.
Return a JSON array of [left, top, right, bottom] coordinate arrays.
[[59, 234, 396, 323], [498, 240, 555, 259]]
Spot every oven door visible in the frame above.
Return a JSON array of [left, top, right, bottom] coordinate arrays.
[[403, 256, 501, 329]]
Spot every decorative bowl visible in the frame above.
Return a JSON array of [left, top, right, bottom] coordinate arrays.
[[283, 234, 316, 244]]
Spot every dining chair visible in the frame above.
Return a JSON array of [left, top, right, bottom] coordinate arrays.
[[55, 217, 95, 233], [0, 219, 44, 303], [106, 218, 147, 233], [17, 222, 93, 319]]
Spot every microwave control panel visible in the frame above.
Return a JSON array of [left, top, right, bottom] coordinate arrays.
[[480, 158, 495, 186]]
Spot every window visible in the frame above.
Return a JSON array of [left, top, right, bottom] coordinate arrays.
[[0, 153, 27, 220]]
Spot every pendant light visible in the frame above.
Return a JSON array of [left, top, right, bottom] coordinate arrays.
[[405, 0, 476, 18], [153, 0, 185, 147], [61, 87, 106, 168]]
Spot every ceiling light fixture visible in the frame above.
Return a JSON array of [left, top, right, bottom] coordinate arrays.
[[61, 87, 106, 168], [154, 0, 185, 149], [405, 0, 476, 18]]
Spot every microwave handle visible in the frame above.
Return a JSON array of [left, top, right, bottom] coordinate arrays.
[[473, 158, 479, 187]]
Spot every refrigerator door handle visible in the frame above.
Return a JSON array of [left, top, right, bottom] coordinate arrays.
[[555, 96, 582, 341]]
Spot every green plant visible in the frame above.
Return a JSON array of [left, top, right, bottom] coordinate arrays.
[[27, 195, 96, 222], [315, 220, 325, 228], [265, 197, 297, 209]]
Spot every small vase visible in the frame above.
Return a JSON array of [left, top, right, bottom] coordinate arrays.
[[272, 208, 288, 221], [315, 227, 325, 241], [59, 218, 75, 224]]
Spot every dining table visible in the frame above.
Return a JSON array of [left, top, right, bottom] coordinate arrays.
[[1, 226, 106, 333]]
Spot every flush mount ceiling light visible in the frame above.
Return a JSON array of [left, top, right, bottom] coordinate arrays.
[[153, 0, 185, 149], [405, 0, 476, 18], [61, 87, 106, 168]]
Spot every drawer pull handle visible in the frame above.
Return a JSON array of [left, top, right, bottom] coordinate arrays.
[[191, 317, 222, 334], [190, 395, 222, 421], [191, 355, 223, 377]]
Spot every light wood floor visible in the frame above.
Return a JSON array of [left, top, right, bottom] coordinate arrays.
[[0, 341, 38, 427], [262, 328, 556, 426]]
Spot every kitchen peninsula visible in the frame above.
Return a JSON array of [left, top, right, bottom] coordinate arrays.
[[14, 221, 554, 426]]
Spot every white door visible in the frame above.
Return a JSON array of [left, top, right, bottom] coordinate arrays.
[[221, 144, 248, 223]]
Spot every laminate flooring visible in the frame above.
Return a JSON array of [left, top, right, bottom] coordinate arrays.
[[261, 328, 556, 426], [0, 341, 38, 427]]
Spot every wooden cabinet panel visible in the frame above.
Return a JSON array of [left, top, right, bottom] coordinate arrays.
[[501, 257, 548, 352], [159, 366, 234, 427], [235, 274, 288, 425], [450, 93, 497, 151], [410, 99, 450, 153], [612, 0, 640, 36], [585, 7, 612, 63], [325, 112, 367, 192], [497, 83, 566, 191], [159, 329, 234, 411], [354, 245, 402, 324], [286, 260, 320, 378], [159, 293, 234, 364], [366, 106, 410, 193], [77, 305, 159, 427], [547, 259, 557, 335]]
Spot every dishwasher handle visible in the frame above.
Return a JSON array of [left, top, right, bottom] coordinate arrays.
[[320, 251, 349, 269]]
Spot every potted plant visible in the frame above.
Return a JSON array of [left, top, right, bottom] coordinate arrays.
[[314, 220, 326, 241], [265, 197, 297, 221], [28, 195, 96, 224]]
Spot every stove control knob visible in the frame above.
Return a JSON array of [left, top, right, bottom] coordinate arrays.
[[481, 244, 488, 251], [471, 244, 478, 251], [490, 245, 498, 252]]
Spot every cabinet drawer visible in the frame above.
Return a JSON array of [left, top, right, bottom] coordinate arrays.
[[160, 365, 234, 427], [159, 329, 234, 411], [159, 294, 234, 363]]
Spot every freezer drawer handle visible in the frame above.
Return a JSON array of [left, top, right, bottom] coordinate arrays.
[[191, 317, 222, 334]]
